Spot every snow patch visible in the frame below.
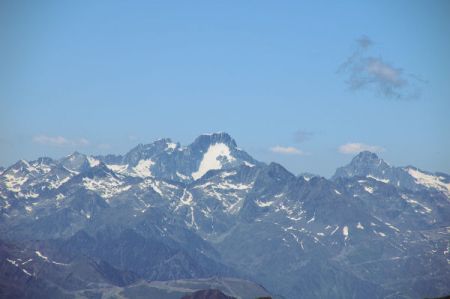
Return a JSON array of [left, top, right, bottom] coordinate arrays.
[[219, 171, 237, 178], [177, 189, 194, 207], [403, 196, 433, 213], [18, 191, 39, 199], [255, 200, 274, 208], [4, 174, 28, 192], [6, 258, 34, 276], [342, 226, 349, 240], [407, 168, 450, 196], [133, 159, 154, 177], [364, 186, 374, 194], [48, 176, 71, 189], [149, 181, 163, 196], [330, 226, 339, 235], [176, 171, 191, 181], [216, 181, 253, 190], [35, 251, 49, 261], [3, 200, 10, 209], [192, 143, 236, 180], [226, 195, 246, 214], [366, 175, 390, 183], [6, 258, 19, 266], [243, 161, 255, 167], [138, 179, 177, 199], [374, 230, 386, 237], [87, 156, 100, 167], [36, 250, 68, 266], [106, 164, 129, 174], [307, 213, 316, 224], [385, 222, 400, 232], [83, 176, 131, 199], [22, 268, 33, 276], [166, 142, 178, 150]]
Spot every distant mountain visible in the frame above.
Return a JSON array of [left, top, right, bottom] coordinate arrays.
[[333, 151, 450, 196], [0, 133, 449, 299], [92, 132, 261, 182]]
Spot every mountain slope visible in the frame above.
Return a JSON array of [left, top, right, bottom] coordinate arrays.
[[0, 133, 449, 299]]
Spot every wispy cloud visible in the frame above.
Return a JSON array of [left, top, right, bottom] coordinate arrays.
[[270, 145, 305, 155], [338, 142, 385, 154], [338, 35, 423, 99], [33, 135, 89, 147], [293, 130, 314, 143]]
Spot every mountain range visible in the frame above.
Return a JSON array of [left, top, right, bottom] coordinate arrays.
[[1, 132, 449, 299]]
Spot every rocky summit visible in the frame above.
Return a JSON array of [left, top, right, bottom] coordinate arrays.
[[0, 133, 449, 299]]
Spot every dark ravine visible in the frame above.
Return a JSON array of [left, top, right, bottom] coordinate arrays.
[[0, 133, 449, 299]]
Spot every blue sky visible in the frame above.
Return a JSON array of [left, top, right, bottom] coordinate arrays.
[[1, 1, 449, 177]]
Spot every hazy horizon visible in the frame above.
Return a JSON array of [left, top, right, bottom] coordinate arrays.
[[1, 1, 449, 177], [1, 131, 446, 179]]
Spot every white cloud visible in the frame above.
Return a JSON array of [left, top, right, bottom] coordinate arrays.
[[33, 135, 89, 147], [270, 145, 305, 155], [338, 142, 385, 154]]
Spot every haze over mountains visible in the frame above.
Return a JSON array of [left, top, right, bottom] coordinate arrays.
[[0, 132, 449, 299]]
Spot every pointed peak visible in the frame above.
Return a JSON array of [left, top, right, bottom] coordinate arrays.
[[264, 162, 295, 180], [62, 151, 88, 163], [353, 151, 380, 161], [60, 151, 90, 172], [349, 151, 387, 167], [332, 151, 390, 180]]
